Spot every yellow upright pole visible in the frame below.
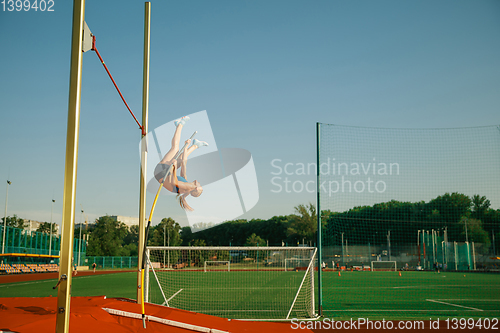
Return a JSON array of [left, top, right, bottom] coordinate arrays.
[[56, 0, 85, 332], [138, 1, 151, 303]]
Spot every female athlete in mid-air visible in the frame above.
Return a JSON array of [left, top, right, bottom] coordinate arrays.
[[154, 116, 208, 211]]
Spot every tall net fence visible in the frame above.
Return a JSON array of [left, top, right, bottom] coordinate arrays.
[[317, 124, 500, 316]]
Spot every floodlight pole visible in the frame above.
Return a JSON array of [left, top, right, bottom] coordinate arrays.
[[417, 230, 421, 265], [454, 241, 458, 270], [163, 224, 166, 268], [137, 1, 151, 304], [341, 232, 344, 265], [49, 199, 55, 256], [78, 209, 83, 266], [431, 229, 435, 266], [167, 222, 170, 268], [387, 230, 391, 261], [472, 242, 476, 270], [444, 226, 448, 266], [162, 222, 171, 268], [2, 180, 11, 254], [493, 231, 496, 256], [422, 230, 426, 269], [464, 218, 469, 243], [441, 241, 445, 267], [56, 0, 85, 332], [426, 230, 429, 269]]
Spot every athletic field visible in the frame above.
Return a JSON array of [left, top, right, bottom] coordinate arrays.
[[0, 270, 498, 320], [322, 271, 500, 320]]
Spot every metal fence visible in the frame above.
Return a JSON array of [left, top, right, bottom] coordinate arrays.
[[85, 256, 138, 269]]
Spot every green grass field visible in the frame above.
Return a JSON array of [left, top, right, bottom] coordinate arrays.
[[322, 271, 500, 320], [0, 270, 498, 320]]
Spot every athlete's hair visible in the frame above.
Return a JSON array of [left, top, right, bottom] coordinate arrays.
[[170, 163, 194, 211]]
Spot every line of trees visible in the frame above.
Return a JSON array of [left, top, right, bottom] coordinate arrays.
[[176, 193, 500, 254], [84, 216, 185, 256], [323, 193, 500, 250], [4, 192, 499, 257], [180, 203, 318, 247], [1, 215, 27, 229], [80, 203, 318, 256]]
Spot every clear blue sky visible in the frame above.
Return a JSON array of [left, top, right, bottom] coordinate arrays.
[[0, 0, 499, 230]]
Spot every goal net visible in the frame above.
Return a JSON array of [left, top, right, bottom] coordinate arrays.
[[371, 261, 397, 271], [146, 246, 318, 320]]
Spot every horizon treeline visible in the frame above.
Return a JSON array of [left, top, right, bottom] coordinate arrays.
[[5, 192, 499, 257]]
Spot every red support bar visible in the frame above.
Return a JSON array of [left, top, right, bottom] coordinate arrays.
[[91, 36, 145, 135]]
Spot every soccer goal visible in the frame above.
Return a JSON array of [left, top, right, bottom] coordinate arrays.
[[284, 258, 313, 271], [370, 261, 397, 271], [145, 246, 318, 320], [204, 260, 230, 272]]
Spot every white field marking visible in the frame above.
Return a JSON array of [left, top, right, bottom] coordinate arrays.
[[173, 308, 500, 313], [426, 299, 483, 311], [322, 309, 499, 312], [165, 285, 498, 291], [322, 285, 417, 289], [73, 274, 110, 280], [392, 285, 498, 289], [161, 287, 298, 290], [434, 299, 500, 302], [0, 279, 55, 288], [320, 285, 499, 290], [323, 284, 500, 289], [322, 309, 461, 312]]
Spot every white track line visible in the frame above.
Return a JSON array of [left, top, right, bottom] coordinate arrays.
[[0, 273, 123, 288], [426, 299, 483, 311]]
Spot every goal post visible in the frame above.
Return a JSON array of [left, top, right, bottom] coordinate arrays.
[[284, 258, 312, 271], [204, 261, 230, 272], [146, 246, 318, 320], [370, 261, 397, 271]]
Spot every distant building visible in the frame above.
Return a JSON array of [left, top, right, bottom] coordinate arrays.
[[72, 215, 139, 230], [24, 219, 60, 235], [109, 215, 139, 229], [75, 222, 94, 230]]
